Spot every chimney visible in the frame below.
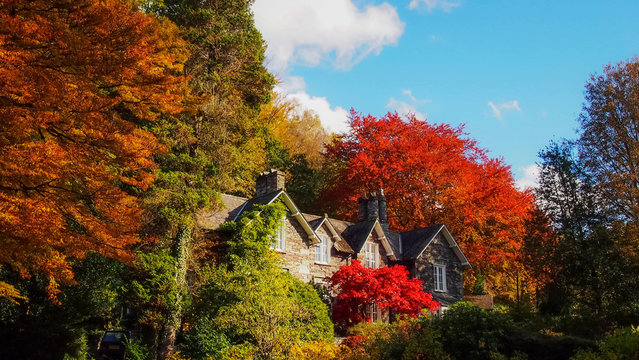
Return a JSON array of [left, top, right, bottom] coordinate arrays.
[[255, 169, 285, 197], [378, 188, 388, 223], [366, 193, 379, 220], [358, 196, 368, 222]]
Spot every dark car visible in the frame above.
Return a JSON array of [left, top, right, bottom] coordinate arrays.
[[97, 330, 130, 360]]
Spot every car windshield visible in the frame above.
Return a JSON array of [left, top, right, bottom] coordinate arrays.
[[102, 332, 126, 342]]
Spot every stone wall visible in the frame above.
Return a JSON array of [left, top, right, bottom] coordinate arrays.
[[413, 233, 464, 306], [277, 216, 350, 284]]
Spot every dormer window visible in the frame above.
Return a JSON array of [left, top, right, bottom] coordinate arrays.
[[364, 241, 379, 268], [270, 217, 286, 251], [315, 235, 330, 264]]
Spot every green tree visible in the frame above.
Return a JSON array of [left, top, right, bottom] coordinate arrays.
[[155, 0, 276, 196], [0, 254, 127, 359], [535, 141, 639, 331]]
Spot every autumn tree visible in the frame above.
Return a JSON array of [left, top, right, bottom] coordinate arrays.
[[321, 111, 534, 295], [520, 205, 558, 302], [328, 260, 440, 328], [578, 57, 639, 224], [259, 92, 332, 168], [258, 91, 334, 210], [0, 0, 189, 300]]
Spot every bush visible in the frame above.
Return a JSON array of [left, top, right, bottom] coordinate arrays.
[[342, 316, 450, 360], [571, 326, 639, 360], [288, 341, 351, 360], [181, 319, 230, 360], [434, 302, 513, 359], [125, 337, 151, 360]]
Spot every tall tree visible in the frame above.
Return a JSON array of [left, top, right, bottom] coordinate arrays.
[[321, 111, 534, 294], [579, 57, 639, 224], [156, 0, 276, 196], [535, 141, 639, 329], [0, 0, 189, 300], [136, 1, 275, 356]]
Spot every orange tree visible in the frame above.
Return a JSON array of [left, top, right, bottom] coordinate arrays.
[[328, 260, 439, 328], [0, 0, 190, 299], [321, 111, 534, 295]]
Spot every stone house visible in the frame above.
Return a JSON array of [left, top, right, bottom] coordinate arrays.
[[197, 169, 471, 309]]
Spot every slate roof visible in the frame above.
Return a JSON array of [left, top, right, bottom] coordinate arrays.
[[382, 227, 402, 258], [305, 214, 354, 254], [340, 220, 377, 253], [195, 191, 468, 266], [399, 224, 445, 259], [231, 190, 283, 221], [196, 194, 249, 230]]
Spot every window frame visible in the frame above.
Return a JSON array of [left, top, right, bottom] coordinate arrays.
[[364, 241, 379, 268], [433, 264, 447, 292], [315, 234, 331, 264], [269, 216, 286, 252]]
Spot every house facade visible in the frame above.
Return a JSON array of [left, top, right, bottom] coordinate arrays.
[[196, 169, 471, 307]]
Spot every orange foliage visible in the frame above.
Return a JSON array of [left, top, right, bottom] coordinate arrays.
[[0, 0, 190, 298], [259, 92, 331, 168], [322, 111, 534, 290]]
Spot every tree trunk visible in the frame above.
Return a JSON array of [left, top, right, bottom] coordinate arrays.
[[158, 226, 191, 360]]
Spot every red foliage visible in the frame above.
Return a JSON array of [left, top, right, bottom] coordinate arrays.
[[322, 111, 534, 283], [328, 260, 439, 327]]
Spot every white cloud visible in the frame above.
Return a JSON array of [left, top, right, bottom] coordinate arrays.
[[408, 0, 461, 12], [515, 164, 540, 191], [487, 100, 522, 120], [275, 81, 350, 134], [386, 89, 430, 121], [253, 0, 405, 72], [278, 75, 306, 93]]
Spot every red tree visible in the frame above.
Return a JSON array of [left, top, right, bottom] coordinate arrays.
[[322, 111, 534, 293], [328, 260, 439, 327]]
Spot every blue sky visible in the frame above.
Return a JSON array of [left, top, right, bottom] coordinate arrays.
[[252, 0, 639, 188]]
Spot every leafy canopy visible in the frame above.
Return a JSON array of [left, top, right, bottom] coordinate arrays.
[[321, 111, 534, 294], [0, 0, 190, 299]]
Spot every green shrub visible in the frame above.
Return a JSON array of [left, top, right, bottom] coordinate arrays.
[[182, 319, 230, 360], [434, 302, 513, 360], [571, 326, 639, 360], [125, 337, 151, 360], [344, 317, 450, 360]]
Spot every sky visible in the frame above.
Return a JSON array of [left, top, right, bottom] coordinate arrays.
[[251, 0, 639, 189]]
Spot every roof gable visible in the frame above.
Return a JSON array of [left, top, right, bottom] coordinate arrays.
[[341, 219, 398, 261], [308, 216, 354, 254], [401, 224, 470, 268], [232, 190, 320, 244]]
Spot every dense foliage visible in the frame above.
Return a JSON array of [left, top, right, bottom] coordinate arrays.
[[328, 260, 439, 328], [0, 0, 189, 300], [2, 0, 639, 358], [321, 111, 534, 295]]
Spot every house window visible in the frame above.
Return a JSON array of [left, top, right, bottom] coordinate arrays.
[[434, 264, 446, 292], [364, 241, 379, 268], [315, 235, 330, 264], [366, 303, 380, 322], [269, 217, 286, 251]]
